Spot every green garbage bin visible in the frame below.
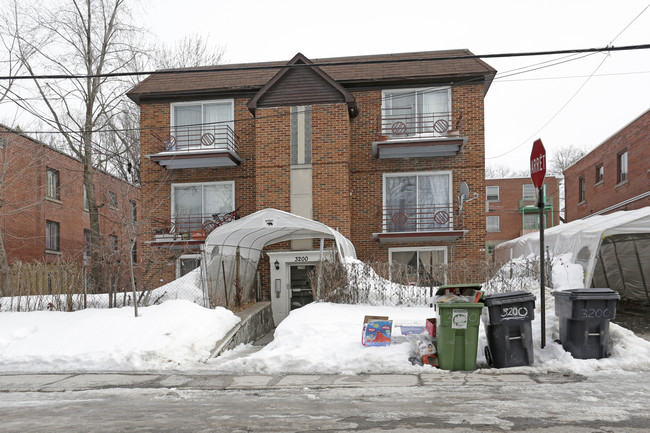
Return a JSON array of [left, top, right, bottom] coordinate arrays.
[[436, 301, 484, 370]]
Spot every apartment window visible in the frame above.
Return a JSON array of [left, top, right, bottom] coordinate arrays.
[[487, 245, 496, 256], [487, 215, 500, 232], [522, 184, 536, 200], [84, 229, 91, 257], [46, 168, 60, 200], [382, 87, 450, 137], [172, 181, 235, 233], [171, 100, 234, 150], [578, 176, 586, 203], [129, 200, 137, 223], [46, 220, 60, 252], [617, 151, 628, 183], [523, 213, 546, 230], [83, 185, 89, 210], [131, 241, 137, 263], [177, 254, 201, 278], [383, 172, 451, 232], [108, 191, 118, 209], [389, 247, 447, 286], [109, 235, 118, 251], [595, 164, 604, 184], [486, 186, 500, 202]]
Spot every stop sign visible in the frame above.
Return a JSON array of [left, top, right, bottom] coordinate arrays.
[[530, 139, 546, 189]]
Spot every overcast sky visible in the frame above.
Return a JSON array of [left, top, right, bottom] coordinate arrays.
[[136, 0, 650, 173]]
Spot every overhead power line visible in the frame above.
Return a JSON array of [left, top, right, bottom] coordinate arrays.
[[1, 44, 649, 81]]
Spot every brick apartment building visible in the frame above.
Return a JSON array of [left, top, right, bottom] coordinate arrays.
[[485, 176, 561, 255], [0, 126, 140, 274], [127, 50, 496, 304], [564, 108, 650, 221]]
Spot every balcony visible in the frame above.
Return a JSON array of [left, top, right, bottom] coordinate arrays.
[[147, 125, 243, 169], [372, 112, 467, 159], [520, 196, 553, 212], [372, 205, 467, 243], [150, 213, 237, 247]]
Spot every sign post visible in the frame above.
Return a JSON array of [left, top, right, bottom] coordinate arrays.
[[530, 139, 547, 348]]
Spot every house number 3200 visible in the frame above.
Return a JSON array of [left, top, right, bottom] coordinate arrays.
[[294, 256, 309, 262]]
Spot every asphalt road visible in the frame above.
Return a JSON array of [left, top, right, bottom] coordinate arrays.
[[1, 371, 649, 432]]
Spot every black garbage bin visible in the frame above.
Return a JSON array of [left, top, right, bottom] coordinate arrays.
[[483, 291, 536, 368], [552, 288, 620, 359]]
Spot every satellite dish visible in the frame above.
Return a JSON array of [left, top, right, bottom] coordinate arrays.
[[459, 182, 469, 201]]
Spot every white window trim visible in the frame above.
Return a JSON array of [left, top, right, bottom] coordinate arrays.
[[170, 99, 234, 129], [381, 87, 451, 114], [388, 246, 448, 285], [170, 180, 235, 221], [381, 87, 452, 139], [382, 171, 453, 232], [487, 215, 500, 232], [486, 185, 500, 202], [176, 254, 201, 279]]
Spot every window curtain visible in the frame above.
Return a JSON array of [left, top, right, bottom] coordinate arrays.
[[174, 184, 235, 232], [420, 89, 449, 135], [174, 185, 202, 232], [203, 183, 234, 221], [418, 174, 450, 230], [385, 176, 416, 232], [204, 103, 233, 148], [173, 105, 202, 149]]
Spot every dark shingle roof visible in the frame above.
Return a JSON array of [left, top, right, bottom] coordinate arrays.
[[127, 49, 496, 104]]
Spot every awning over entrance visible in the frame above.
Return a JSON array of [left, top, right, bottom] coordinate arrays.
[[203, 209, 357, 307]]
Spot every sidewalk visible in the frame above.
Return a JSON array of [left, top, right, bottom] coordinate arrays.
[[0, 370, 578, 393]]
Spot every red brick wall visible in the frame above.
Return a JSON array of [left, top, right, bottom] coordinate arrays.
[[485, 177, 561, 246], [138, 82, 490, 285], [0, 128, 139, 266], [349, 84, 487, 268], [564, 110, 650, 221]]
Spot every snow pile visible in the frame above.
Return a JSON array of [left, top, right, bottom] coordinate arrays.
[[0, 266, 206, 312], [0, 300, 239, 372], [1, 254, 649, 375]]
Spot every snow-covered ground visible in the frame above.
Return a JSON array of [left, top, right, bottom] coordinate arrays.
[[1, 256, 649, 375]]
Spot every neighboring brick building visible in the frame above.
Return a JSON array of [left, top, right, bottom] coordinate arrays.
[[128, 50, 496, 306], [0, 126, 140, 271], [485, 177, 561, 255], [564, 108, 650, 221]]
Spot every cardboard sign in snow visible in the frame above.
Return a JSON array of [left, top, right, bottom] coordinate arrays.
[[362, 315, 393, 346]]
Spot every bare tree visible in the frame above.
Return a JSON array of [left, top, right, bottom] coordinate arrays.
[[106, 33, 226, 185], [4, 0, 143, 290], [548, 144, 586, 176], [485, 164, 529, 179], [155, 34, 225, 70]]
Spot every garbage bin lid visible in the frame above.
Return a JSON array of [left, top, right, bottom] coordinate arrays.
[[551, 288, 621, 301], [483, 290, 536, 306], [435, 283, 482, 296]]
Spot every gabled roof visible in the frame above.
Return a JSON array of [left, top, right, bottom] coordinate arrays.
[[246, 53, 358, 117], [127, 49, 497, 104]]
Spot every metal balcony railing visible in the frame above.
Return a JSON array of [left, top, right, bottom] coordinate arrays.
[[379, 112, 457, 139], [152, 211, 239, 241], [381, 205, 461, 233], [520, 196, 553, 210], [159, 124, 239, 154]]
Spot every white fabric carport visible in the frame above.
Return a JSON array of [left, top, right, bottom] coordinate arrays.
[[203, 209, 357, 307], [495, 207, 650, 302]]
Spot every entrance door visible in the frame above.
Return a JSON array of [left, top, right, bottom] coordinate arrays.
[[290, 265, 314, 310]]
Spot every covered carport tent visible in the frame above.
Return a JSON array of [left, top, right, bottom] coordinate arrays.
[[495, 207, 650, 302], [202, 209, 357, 307]]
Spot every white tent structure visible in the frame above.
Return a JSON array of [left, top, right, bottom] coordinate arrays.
[[495, 207, 650, 302], [203, 208, 357, 307]]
